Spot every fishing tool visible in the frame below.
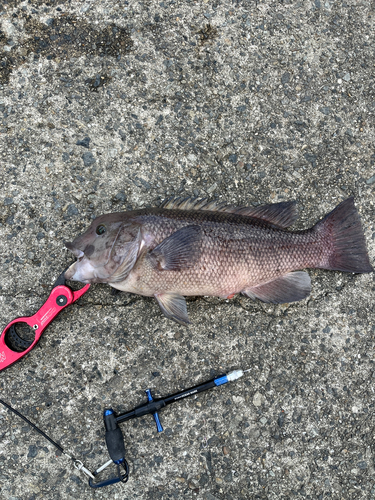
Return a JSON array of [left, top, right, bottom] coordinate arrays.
[[0, 369, 249, 488], [0, 264, 248, 487], [0, 268, 90, 370], [0, 267, 93, 479], [90, 368, 249, 488]]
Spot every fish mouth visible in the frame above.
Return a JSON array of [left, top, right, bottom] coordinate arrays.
[[64, 262, 79, 281], [64, 241, 97, 282], [65, 241, 84, 259], [64, 259, 94, 283], [64, 224, 126, 283]]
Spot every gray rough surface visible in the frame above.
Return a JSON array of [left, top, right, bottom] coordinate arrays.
[[0, 0, 375, 499]]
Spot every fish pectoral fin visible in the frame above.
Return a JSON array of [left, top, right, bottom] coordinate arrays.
[[242, 271, 311, 304], [149, 225, 202, 271], [155, 293, 190, 325]]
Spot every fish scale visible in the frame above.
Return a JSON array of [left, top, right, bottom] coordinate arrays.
[[65, 197, 373, 325], [125, 215, 320, 296]]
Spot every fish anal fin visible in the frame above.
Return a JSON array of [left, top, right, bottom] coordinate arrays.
[[150, 225, 201, 271], [160, 197, 297, 228], [155, 293, 190, 325], [242, 271, 311, 304]]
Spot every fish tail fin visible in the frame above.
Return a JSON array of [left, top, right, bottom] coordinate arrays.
[[315, 197, 373, 273]]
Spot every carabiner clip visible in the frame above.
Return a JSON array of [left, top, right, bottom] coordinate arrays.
[[89, 459, 129, 488], [0, 268, 90, 371], [73, 459, 96, 480]]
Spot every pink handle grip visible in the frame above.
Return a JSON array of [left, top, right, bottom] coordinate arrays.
[[0, 284, 90, 371]]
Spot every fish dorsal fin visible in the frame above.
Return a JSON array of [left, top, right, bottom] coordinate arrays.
[[238, 201, 298, 229], [160, 197, 298, 229]]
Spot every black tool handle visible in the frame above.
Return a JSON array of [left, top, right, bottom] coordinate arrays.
[[116, 398, 166, 424], [103, 409, 126, 463]]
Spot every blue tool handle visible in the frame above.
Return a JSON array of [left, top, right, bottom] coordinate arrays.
[[214, 375, 228, 386], [144, 389, 163, 431], [214, 370, 244, 386], [153, 412, 163, 432]]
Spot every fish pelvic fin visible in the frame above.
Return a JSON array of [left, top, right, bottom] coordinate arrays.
[[315, 197, 373, 273], [149, 225, 202, 271], [155, 293, 190, 325], [160, 197, 298, 228], [242, 271, 311, 304]]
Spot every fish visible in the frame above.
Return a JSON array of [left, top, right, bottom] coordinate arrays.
[[64, 196, 373, 325]]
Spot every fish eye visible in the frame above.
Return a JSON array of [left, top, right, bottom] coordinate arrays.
[[96, 224, 106, 235]]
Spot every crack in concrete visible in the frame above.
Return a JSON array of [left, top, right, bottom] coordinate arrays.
[[77, 297, 141, 308]]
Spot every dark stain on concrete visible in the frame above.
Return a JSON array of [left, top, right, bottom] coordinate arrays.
[[198, 24, 218, 45], [85, 73, 112, 92], [0, 14, 133, 84]]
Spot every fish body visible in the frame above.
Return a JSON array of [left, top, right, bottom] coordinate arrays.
[[65, 197, 373, 324]]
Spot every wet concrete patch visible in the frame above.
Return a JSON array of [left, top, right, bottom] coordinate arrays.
[[0, 14, 132, 84]]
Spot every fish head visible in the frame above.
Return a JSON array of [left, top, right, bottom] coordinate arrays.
[[64, 213, 142, 284]]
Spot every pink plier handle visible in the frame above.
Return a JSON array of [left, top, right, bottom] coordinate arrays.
[[0, 281, 90, 371]]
